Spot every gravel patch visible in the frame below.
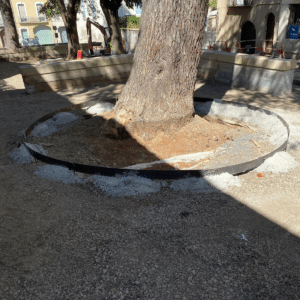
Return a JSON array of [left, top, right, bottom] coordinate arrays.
[[34, 165, 83, 184], [195, 99, 288, 147], [85, 102, 115, 115], [271, 109, 300, 151], [30, 112, 78, 137], [170, 172, 242, 193], [88, 172, 166, 197], [254, 151, 299, 173], [32, 164, 242, 196], [9, 143, 46, 165]]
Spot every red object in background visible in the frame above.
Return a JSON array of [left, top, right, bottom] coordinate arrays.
[[276, 43, 284, 59], [237, 42, 242, 53], [257, 173, 264, 177], [256, 42, 265, 56], [77, 50, 82, 60], [224, 42, 231, 53]]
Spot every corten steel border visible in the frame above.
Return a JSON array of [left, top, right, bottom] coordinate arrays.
[[22, 97, 290, 180]]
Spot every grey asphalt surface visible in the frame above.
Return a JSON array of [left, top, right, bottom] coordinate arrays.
[[1, 61, 300, 300]]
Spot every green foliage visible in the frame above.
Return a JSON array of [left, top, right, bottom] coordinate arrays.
[[209, 0, 217, 8], [123, 0, 142, 10], [39, 0, 61, 18], [39, 0, 82, 18], [119, 16, 140, 29]]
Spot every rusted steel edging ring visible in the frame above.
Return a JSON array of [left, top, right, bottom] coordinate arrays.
[[22, 97, 290, 180]]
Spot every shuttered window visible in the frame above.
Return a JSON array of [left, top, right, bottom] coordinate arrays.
[[36, 3, 46, 21], [18, 4, 28, 22]]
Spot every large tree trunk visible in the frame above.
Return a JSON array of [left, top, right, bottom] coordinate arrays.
[[57, 0, 81, 60], [113, 0, 209, 140], [100, 0, 125, 55], [64, 13, 80, 59], [0, 0, 20, 50]]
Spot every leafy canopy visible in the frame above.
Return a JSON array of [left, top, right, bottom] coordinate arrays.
[[209, 0, 217, 8], [119, 15, 140, 29], [39, 0, 142, 18]]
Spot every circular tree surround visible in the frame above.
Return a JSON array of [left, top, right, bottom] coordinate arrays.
[[22, 97, 289, 180]]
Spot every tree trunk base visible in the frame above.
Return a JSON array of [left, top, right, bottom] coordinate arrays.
[[101, 109, 194, 141]]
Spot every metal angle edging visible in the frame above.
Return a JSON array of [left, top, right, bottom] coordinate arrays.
[[22, 97, 290, 180]]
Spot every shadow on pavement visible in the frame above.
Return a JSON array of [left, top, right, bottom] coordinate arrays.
[[195, 78, 300, 112], [0, 69, 300, 298]]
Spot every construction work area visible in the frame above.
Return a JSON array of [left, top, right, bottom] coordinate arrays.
[[1, 59, 300, 298]]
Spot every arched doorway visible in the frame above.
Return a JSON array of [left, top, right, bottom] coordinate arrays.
[[266, 13, 275, 54], [241, 21, 256, 54], [34, 25, 54, 45]]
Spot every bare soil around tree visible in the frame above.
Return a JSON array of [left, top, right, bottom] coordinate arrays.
[[26, 102, 276, 171]]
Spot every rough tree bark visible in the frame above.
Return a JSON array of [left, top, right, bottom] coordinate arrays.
[[0, 0, 20, 50], [56, 0, 81, 60], [113, 0, 209, 140], [100, 0, 125, 55]]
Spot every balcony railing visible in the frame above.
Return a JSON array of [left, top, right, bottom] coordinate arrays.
[[19, 16, 48, 24], [227, 0, 253, 7]]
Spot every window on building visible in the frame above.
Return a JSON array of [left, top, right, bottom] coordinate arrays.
[[36, 3, 46, 22], [17, 3, 28, 23], [20, 28, 29, 39], [287, 4, 300, 39]]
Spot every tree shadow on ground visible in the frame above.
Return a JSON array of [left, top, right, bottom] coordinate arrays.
[[1, 65, 300, 298], [194, 78, 300, 112]]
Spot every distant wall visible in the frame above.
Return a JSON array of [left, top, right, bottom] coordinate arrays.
[[0, 44, 89, 62], [202, 32, 217, 50], [198, 50, 297, 96], [282, 40, 300, 59], [121, 29, 216, 53], [121, 29, 139, 52], [19, 54, 133, 94], [19, 48, 297, 97]]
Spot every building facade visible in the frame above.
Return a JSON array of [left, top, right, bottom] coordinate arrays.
[[9, 0, 55, 45], [0, 0, 137, 48], [217, 0, 300, 56]]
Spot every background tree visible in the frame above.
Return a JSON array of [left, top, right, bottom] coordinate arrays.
[[110, 0, 209, 141], [0, 0, 20, 50], [99, 0, 142, 55], [40, 0, 81, 60], [40, 0, 141, 58]]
